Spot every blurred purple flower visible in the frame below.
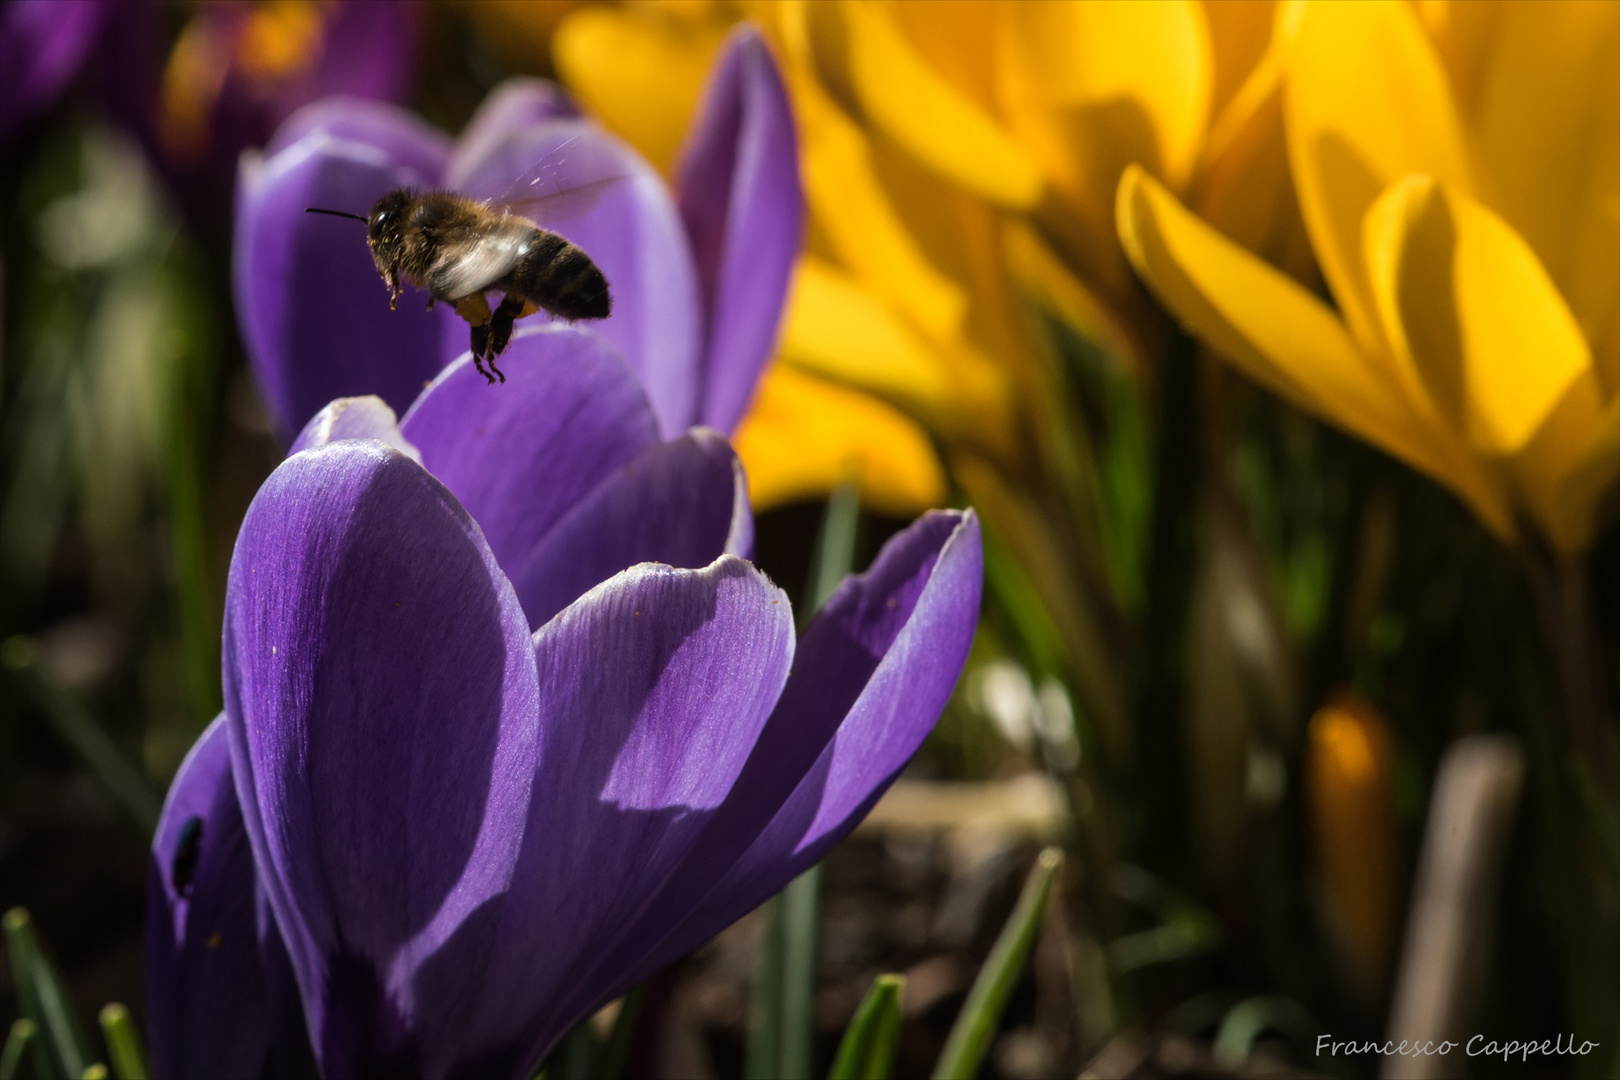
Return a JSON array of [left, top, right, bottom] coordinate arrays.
[[92, 0, 419, 224], [234, 25, 801, 444], [147, 329, 980, 1076], [0, 0, 107, 146]]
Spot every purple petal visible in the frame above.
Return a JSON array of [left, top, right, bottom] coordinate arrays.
[[305, 0, 421, 107], [235, 131, 455, 436], [464, 556, 795, 1070], [505, 427, 753, 627], [265, 97, 449, 180], [449, 78, 581, 184], [399, 327, 661, 605], [677, 26, 804, 434], [0, 0, 105, 145], [147, 716, 306, 1079], [289, 395, 420, 462], [223, 441, 542, 1077], [579, 510, 982, 1001], [445, 120, 704, 438]]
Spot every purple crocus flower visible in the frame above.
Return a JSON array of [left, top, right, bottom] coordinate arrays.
[[0, 0, 108, 146], [147, 329, 982, 1077], [234, 24, 799, 445], [102, 0, 420, 226]]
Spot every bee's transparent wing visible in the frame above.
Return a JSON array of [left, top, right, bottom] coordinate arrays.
[[430, 227, 529, 300], [488, 131, 631, 227]]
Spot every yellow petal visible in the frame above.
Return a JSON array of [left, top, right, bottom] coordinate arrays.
[[1117, 166, 1514, 540], [778, 257, 1013, 460], [1364, 176, 1592, 457], [1469, 0, 1619, 372], [1514, 376, 1614, 556], [1193, 71, 1315, 283], [1202, 0, 1278, 124], [792, 79, 970, 344], [1413, 0, 1506, 118], [998, 0, 1213, 293], [886, 0, 1000, 115], [1285, 0, 1469, 354], [731, 362, 947, 515], [552, 7, 728, 175], [802, 0, 1042, 208]]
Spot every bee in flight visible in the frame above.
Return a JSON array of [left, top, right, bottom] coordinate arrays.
[[307, 137, 617, 384]]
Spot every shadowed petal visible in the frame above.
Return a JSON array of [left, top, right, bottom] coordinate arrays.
[[505, 427, 752, 628], [235, 135, 455, 436], [223, 441, 541, 1078], [265, 97, 450, 180], [569, 510, 982, 1013], [676, 26, 804, 433], [463, 556, 795, 1071], [399, 327, 661, 599], [446, 120, 703, 437], [146, 716, 306, 1079]]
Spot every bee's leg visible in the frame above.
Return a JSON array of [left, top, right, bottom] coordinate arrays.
[[468, 324, 496, 385], [487, 295, 525, 381], [452, 293, 498, 384]]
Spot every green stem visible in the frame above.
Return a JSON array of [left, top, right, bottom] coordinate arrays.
[[1134, 330, 1200, 874], [3, 908, 93, 1080], [97, 1005, 147, 1080], [746, 899, 784, 1080], [779, 866, 820, 1080], [1, 1020, 36, 1080]]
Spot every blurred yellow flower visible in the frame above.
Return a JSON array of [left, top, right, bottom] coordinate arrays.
[[1307, 693, 1401, 993], [547, 2, 1309, 513], [535, 1, 1323, 761], [1119, 0, 1618, 557]]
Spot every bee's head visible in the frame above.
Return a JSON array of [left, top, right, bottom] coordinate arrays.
[[366, 189, 413, 262]]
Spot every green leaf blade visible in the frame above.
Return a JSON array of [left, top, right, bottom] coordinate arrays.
[[3, 908, 94, 1080], [828, 974, 905, 1080], [931, 848, 1063, 1080]]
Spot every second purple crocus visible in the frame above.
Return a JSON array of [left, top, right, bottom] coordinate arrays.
[[148, 330, 982, 1078], [234, 25, 800, 444]]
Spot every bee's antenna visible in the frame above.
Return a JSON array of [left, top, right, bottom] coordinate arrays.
[[305, 207, 368, 222]]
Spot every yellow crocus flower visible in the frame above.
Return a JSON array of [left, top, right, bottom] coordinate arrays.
[[1118, 0, 1618, 557], [547, 2, 1309, 517], [542, 1, 1314, 760]]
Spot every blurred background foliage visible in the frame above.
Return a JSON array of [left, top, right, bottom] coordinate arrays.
[[0, 1, 1615, 1078]]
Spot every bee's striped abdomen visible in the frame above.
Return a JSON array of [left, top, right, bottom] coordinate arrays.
[[506, 228, 612, 321]]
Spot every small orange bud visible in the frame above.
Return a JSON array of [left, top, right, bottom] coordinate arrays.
[[1307, 692, 1401, 993]]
